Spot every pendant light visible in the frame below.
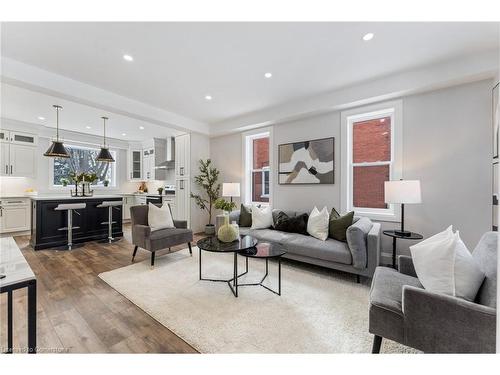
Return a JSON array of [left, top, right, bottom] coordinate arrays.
[[44, 105, 70, 158], [96, 116, 115, 162]]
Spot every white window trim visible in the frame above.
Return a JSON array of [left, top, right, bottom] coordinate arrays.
[[340, 100, 403, 222], [242, 127, 273, 206], [48, 143, 118, 190], [261, 167, 270, 198]]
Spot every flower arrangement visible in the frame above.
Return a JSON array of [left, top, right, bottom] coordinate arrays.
[[214, 198, 237, 213]]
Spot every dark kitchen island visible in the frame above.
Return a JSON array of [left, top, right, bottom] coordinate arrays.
[[30, 195, 123, 250]]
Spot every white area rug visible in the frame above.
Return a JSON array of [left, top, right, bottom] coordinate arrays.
[[99, 247, 417, 353]]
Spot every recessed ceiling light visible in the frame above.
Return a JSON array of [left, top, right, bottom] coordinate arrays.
[[264, 72, 273, 78], [363, 33, 374, 41], [139, 126, 145, 130], [123, 54, 134, 62], [85, 126, 92, 129], [380, 119, 385, 123], [122, 133, 127, 136], [205, 95, 212, 101], [37, 116, 45, 120]]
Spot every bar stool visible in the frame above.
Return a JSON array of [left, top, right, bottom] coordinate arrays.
[[55, 203, 86, 250], [97, 201, 122, 243]]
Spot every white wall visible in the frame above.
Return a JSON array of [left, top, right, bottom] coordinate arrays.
[[209, 79, 493, 255]]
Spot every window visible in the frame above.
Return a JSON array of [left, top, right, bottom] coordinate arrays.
[[52, 144, 116, 187], [244, 131, 271, 204], [341, 101, 402, 221]]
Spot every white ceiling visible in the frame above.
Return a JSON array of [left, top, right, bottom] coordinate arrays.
[[2, 22, 498, 126], [1, 83, 182, 142]]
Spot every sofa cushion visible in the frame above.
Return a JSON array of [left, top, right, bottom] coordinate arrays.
[[244, 228, 292, 244], [346, 217, 373, 269], [284, 233, 352, 265], [274, 211, 308, 235]]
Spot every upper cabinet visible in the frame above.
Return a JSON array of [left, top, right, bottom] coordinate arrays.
[[0, 129, 37, 178], [175, 133, 190, 178], [127, 148, 143, 181]]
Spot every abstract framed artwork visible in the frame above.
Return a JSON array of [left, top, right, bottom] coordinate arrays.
[[493, 82, 499, 159], [278, 137, 334, 184]]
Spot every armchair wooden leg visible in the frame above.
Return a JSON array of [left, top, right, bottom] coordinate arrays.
[[131, 246, 138, 263], [188, 242, 192, 256], [150, 252, 156, 269], [372, 335, 382, 354]]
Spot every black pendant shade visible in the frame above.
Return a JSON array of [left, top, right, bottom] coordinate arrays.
[[44, 141, 70, 158], [44, 105, 70, 158], [96, 147, 114, 162], [96, 116, 115, 163]]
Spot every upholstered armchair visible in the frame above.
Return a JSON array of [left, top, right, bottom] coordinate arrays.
[[130, 205, 193, 268], [369, 232, 497, 353]]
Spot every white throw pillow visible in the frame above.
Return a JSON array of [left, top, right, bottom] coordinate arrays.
[[410, 226, 457, 295], [453, 231, 485, 301], [148, 202, 175, 231], [410, 226, 485, 301], [307, 206, 329, 241], [251, 205, 273, 229]]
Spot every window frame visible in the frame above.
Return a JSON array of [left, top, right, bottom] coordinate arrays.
[[242, 128, 273, 206], [341, 100, 403, 222], [49, 143, 118, 190]]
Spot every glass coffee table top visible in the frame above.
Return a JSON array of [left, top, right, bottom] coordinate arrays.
[[196, 235, 258, 253], [238, 242, 286, 258]]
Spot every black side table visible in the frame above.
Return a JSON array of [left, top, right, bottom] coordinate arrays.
[[382, 230, 423, 269]]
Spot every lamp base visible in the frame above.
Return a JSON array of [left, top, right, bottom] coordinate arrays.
[[394, 230, 412, 237]]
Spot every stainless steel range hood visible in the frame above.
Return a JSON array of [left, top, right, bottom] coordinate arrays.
[[155, 136, 175, 169]]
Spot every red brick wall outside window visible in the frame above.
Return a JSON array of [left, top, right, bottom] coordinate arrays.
[[252, 137, 270, 203], [352, 116, 391, 209]]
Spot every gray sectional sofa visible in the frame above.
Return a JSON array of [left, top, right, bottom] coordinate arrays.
[[229, 209, 381, 280]]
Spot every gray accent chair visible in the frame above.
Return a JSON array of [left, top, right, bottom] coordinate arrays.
[[369, 231, 498, 353], [130, 205, 193, 268], [228, 208, 381, 281]]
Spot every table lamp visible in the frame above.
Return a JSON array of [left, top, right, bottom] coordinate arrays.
[[222, 183, 240, 203], [384, 180, 421, 237]]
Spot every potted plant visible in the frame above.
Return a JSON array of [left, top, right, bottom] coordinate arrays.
[[214, 198, 236, 214], [214, 198, 239, 242], [190, 159, 220, 234], [103, 179, 110, 187], [157, 187, 164, 195], [60, 178, 69, 187]]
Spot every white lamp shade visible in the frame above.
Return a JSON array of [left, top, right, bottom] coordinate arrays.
[[222, 182, 240, 197], [384, 180, 421, 204]]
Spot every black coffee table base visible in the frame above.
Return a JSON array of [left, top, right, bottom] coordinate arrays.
[[199, 248, 249, 297], [238, 257, 282, 296]]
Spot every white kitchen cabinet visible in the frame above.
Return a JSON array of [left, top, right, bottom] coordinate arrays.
[[143, 149, 152, 180], [10, 144, 37, 178], [134, 195, 147, 206], [0, 129, 37, 178], [122, 195, 135, 220], [174, 178, 190, 225], [0, 145, 9, 176], [175, 134, 190, 178], [0, 198, 31, 233], [128, 149, 143, 181]]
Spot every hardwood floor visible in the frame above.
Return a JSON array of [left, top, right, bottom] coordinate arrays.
[[0, 225, 202, 353]]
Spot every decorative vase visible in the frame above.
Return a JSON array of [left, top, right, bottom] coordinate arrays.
[[218, 214, 238, 243], [205, 224, 215, 235]]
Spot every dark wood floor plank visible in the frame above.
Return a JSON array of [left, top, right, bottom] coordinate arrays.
[[5, 227, 200, 353]]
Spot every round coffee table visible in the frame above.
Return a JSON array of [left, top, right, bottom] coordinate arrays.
[[196, 235, 257, 297], [238, 242, 287, 296]]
